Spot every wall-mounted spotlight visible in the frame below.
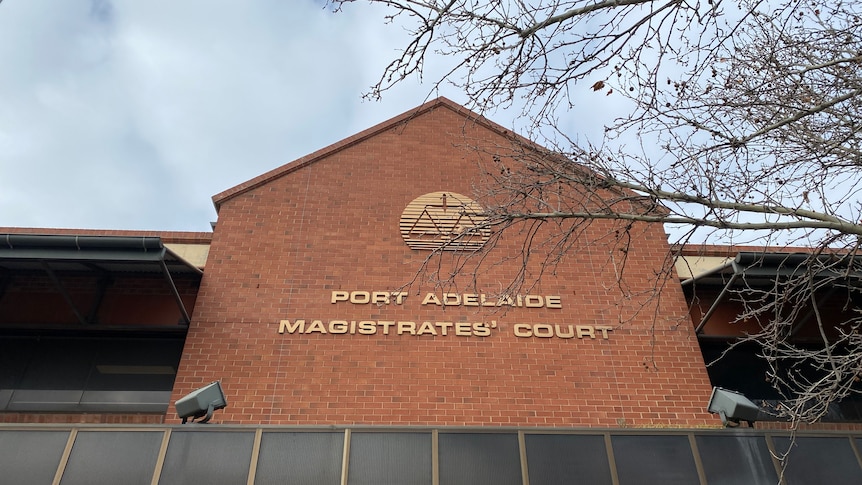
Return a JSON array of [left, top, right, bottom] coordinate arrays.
[[707, 387, 760, 427], [175, 381, 227, 424]]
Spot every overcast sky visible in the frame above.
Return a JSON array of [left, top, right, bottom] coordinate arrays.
[[0, 0, 613, 232]]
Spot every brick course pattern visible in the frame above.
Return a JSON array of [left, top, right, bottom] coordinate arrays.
[[0, 413, 165, 424], [170, 98, 717, 427]]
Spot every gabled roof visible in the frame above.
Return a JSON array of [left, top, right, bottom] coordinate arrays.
[[211, 97, 536, 212]]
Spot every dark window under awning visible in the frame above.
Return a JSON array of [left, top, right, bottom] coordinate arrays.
[[681, 251, 862, 422], [0, 234, 204, 414]]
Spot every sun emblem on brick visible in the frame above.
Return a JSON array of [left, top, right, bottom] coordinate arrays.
[[400, 192, 491, 251]]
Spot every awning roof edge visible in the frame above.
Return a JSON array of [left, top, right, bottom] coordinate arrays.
[[0, 234, 202, 325], [0, 234, 202, 275], [686, 251, 862, 334]]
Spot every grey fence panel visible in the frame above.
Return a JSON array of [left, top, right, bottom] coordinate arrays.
[[612, 435, 700, 485], [696, 434, 777, 485], [773, 436, 862, 485], [61, 431, 163, 485], [255, 431, 344, 485], [159, 430, 255, 485], [438, 432, 521, 485], [524, 433, 613, 485], [347, 432, 432, 485], [0, 430, 69, 485]]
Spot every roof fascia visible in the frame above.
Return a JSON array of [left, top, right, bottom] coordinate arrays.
[[0, 234, 200, 326], [0, 228, 212, 245]]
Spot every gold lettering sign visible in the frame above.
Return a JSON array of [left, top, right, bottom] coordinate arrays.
[[400, 192, 490, 250], [513, 324, 613, 339], [278, 319, 497, 337], [277, 319, 611, 339], [277, 292, 613, 339], [330, 290, 562, 309]]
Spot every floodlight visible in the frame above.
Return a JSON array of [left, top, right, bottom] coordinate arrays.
[[707, 387, 760, 427], [175, 381, 227, 424]]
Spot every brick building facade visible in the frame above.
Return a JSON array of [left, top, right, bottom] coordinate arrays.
[[170, 97, 715, 427], [2, 98, 861, 484]]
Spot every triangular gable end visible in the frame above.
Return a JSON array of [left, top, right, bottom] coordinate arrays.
[[210, 97, 537, 213]]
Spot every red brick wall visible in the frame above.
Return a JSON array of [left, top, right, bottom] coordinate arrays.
[[170, 102, 717, 427], [0, 413, 165, 424]]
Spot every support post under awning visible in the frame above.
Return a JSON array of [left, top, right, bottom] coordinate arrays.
[[41, 260, 88, 326], [159, 257, 192, 325], [694, 268, 740, 334]]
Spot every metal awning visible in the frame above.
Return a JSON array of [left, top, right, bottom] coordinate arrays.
[[682, 252, 862, 334], [0, 234, 203, 325]]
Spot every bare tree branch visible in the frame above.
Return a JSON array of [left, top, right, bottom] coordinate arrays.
[[333, 0, 862, 428]]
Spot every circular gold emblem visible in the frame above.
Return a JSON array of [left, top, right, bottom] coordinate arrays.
[[400, 192, 490, 250]]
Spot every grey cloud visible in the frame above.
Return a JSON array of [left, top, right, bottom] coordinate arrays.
[[0, 1, 517, 231]]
